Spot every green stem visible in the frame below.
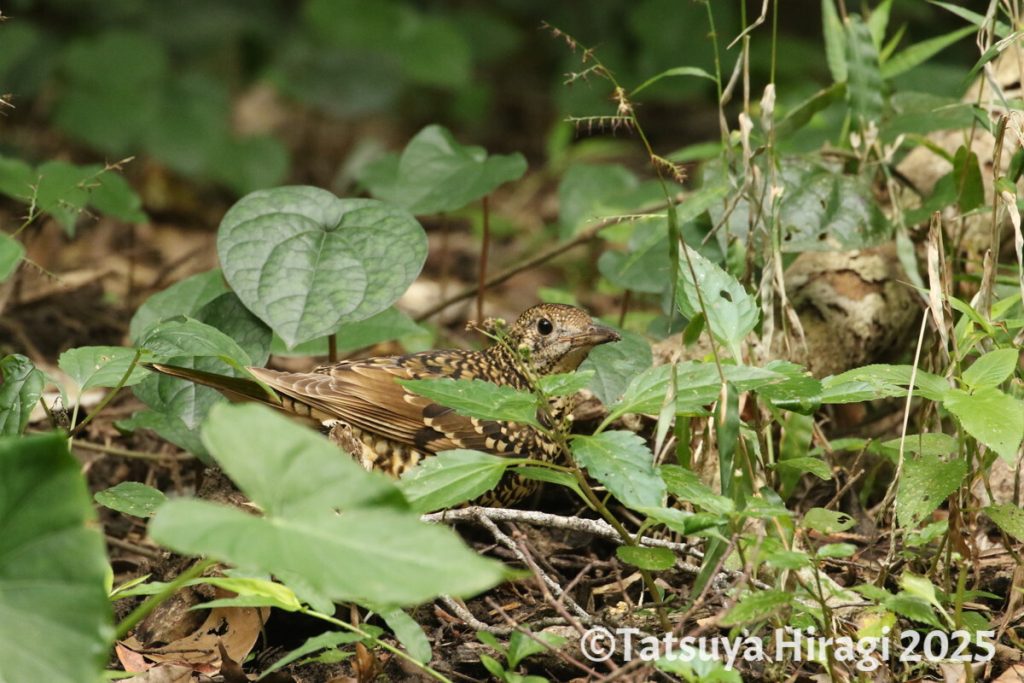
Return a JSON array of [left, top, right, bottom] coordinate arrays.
[[300, 608, 453, 683], [115, 558, 216, 640], [69, 348, 143, 441]]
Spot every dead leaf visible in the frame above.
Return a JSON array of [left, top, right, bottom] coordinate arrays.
[[121, 664, 193, 683], [118, 589, 268, 675]]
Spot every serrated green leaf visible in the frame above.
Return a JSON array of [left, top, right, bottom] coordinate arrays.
[[962, 348, 1019, 389], [880, 433, 957, 458], [776, 456, 833, 481], [536, 370, 595, 397], [94, 481, 167, 518], [361, 125, 525, 214], [399, 378, 540, 427], [802, 507, 855, 534], [218, 187, 426, 348], [660, 465, 734, 514], [506, 629, 567, 669], [580, 327, 652, 406], [0, 433, 113, 683], [944, 387, 1024, 461], [822, 364, 949, 403], [572, 431, 665, 509], [0, 354, 45, 436], [720, 590, 793, 626], [896, 454, 967, 528], [58, 346, 148, 391], [985, 503, 1024, 542], [676, 249, 757, 358], [615, 545, 676, 571], [398, 450, 513, 513]]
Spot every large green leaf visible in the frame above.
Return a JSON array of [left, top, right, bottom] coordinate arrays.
[[218, 187, 426, 348], [944, 387, 1024, 461], [58, 346, 149, 392], [361, 125, 526, 214], [150, 403, 509, 606], [200, 404, 404, 516], [572, 431, 665, 510], [0, 354, 44, 436], [676, 250, 758, 358], [0, 433, 113, 682], [398, 378, 541, 427], [896, 454, 968, 528], [398, 449, 513, 513]]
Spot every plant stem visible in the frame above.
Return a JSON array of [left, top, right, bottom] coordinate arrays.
[[477, 195, 491, 323], [69, 348, 143, 441]]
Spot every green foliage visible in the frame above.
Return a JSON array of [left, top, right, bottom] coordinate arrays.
[[150, 404, 510, 605], [0, 157, 145, 234], [895, 452, 967, 527], [399, 378, 542, 427], [58, 346, 149, 392], [217, 187, 427, 348], [94, 482, 167, 518], [399, 450, 514, 513], [0, 355, 44, 437], [361, 125, 527, 214], [0, 232, 25, 282], [0, 433, 113, 683], [572, 431, 665, 509]]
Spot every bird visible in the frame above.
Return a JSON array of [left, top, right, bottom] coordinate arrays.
[[145, 304, 620, 505]]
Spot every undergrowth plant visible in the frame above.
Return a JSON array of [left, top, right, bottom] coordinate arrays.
[[1, 1, 1023, 682]]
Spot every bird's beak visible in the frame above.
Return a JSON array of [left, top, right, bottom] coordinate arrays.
[[574, 322, 621, 346]]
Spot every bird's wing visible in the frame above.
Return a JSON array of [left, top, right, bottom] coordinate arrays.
[[247, 357, 519, 455]]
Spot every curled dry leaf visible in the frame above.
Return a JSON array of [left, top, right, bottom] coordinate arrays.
[[116, 590, 268, 676]]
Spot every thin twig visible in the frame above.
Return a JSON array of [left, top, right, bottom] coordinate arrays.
[[473, 512, 593, 624], [414, 196, 685, 321]]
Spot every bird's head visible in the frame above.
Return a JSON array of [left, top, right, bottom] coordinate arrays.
[[501, 304, 621, 375]]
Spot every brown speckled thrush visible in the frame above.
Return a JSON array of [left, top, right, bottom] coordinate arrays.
[[146, 304, 620, 505]]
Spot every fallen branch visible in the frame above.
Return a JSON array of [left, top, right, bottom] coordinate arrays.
[[422, 506, 697, 557]]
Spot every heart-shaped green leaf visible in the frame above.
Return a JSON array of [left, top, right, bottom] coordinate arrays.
[[218, 187, 426, 348]]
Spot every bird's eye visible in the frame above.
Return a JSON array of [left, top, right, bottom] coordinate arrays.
[[537, 318, 553, 335]]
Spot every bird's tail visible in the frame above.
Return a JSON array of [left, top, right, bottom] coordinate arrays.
[[143, 363, 281, 405]]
